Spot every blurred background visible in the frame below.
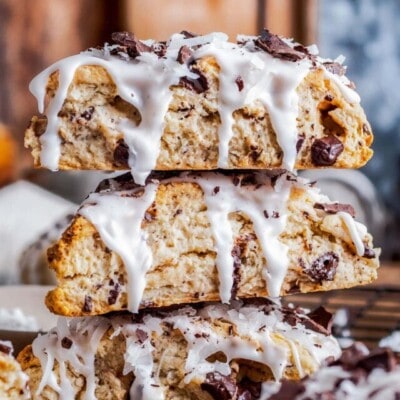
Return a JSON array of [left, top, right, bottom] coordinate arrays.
[[0, 0, 399, 284]]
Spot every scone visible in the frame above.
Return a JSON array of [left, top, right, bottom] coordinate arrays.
[[18, 300, 341, 400], [25, 30, 373, 184], [45, 170, 379, 316], [0, 340, 30, 399], [268, 343, 400, 399]]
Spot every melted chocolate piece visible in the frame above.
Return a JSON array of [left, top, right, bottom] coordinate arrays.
[[323, 61, 346, 76], [200, 372, 237, 399], [0, 342, 12, 355], [177, 45, 193, 64], [254, 29, 306, 62], [304, 252, 339, 283], [311, 136, 344, 166], [314, 202, 356, 218], [61, 337, 73, 349], [83, 295, 93, 313], [111, 31, 152, 58], [113, 139, 130, 167]]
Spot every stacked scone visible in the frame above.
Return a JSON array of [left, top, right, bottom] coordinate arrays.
[[20, 30, 379, 399]]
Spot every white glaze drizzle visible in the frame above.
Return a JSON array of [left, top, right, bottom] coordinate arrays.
[[79, 182, 158, 313], [29, 33, 360, 181], [32, 316, 110, 400], [30, 303, 341, 399], [337, 211, 367, 256]]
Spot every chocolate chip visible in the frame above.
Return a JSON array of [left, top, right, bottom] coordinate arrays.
[[212, 186, 220, 195], [83, 295, 93, 313], [269, 380, 305, 400], [323, 61, 346, 76], [304, 252, 339, 283], [111, 31, 152, 58], [113, 139, 129, 167], [81, 106, 95, 121], [61, 337, 73, 349], [0, 343, 12, 355], [235, 76, 244, 91], [177, 45, 193, 64], [356, 348, 396, 373], [307, 306, 333, 335], [272, 211, 280, 218], [263, 210, 269, 219], [108, 283, 121, 305], [200, 372, 237, 400], [136, 328, 148, 343], [314, 202, 356, 217], [311, 136, 344, 166], [254, 29, 306, 62], [296, 134, 305, 153], [363, 247, 376, 259]]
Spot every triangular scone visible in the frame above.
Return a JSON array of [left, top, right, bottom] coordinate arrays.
[[18, 300, 340, 399], [46, 171, 379, 316], [25, 30, 372, 184], [0, 341, 30, 399]]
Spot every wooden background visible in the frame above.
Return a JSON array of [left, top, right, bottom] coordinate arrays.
[[0, 0, 316, 176]]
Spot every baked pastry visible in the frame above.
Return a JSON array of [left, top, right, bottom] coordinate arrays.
[[45, 170, 379, 316], [268, 343, 400, 399], [25, 30, 373, 184], [18, 300, 341, 399], [0, 340, 30, 399]]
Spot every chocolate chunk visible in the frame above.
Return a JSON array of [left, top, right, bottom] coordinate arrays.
[[307, 306, 333, 335], [238, 378, 261, 399], [356, 348, 396, 373], [200, 372, 237, 400], [254, 29, 306, 62], [304, 252, 339, 283], [314, 202, 356, 217], [177, 45, 193, 64], [153, 41, 167, 57], [136, 328, 148, 343], [231, 244, 242, 298], [180, 30, 198, 38], [179, 67, 209, 94], [296, 134, 305, 153], [212, 186, 220, 195], [311, 135, 344, 166], [0, 342, 12, 355], [83, 295, 93, 313], [235, 76, 244, 91], [331, 342, 369, 369], [111, 31, 152, 58], [263, 210, 269, 219], [272, 211, 280, 218], [108, 283, 121, 305], [61, 337, 73, 349], [113, 139, 129, 167], [363, 246, 375, 259], [81, 106, 95, 121], [323, 61, 346, 76], [269, 380, 305, 400]]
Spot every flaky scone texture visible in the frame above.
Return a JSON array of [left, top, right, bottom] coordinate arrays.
[[25, 57, 373, 171], [0, 342, 30, 399], [18, 302, 340, 400], [46, 173, 379, 317]]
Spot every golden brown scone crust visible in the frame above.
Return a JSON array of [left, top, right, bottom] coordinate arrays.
[[18, 306, 338, 400], [25, 57, 373, 171], [45, 178, 379, 317]]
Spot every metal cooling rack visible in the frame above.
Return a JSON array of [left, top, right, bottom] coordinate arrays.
[[282, 286, 400, 348]]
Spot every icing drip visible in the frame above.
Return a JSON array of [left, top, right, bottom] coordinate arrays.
[[30, 303, 340, 399], [32, 317, 110, 400], [29, 32, 360, 181], [337, 211, 367, 256], [79, 183, 158, 313]]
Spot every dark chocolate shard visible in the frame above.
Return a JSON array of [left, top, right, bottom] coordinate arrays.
[[113, 139, 130, 167], [61, 337, 73, 349], [180, 30, 198, 38], [304, 252, 339, 283], [307, 306, 333, 335], [111, 31, 152, 58], [200, 372, 237, 400], [177, 45, 193, 64], [179, 67, 209, 93], [323, 61, 346, 76], [311, 135, 344, 166], [254, 29, 306, 62], [356, 348, 396, 373], [0, 342, 12, 355], [314, 202, 356, 218]]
